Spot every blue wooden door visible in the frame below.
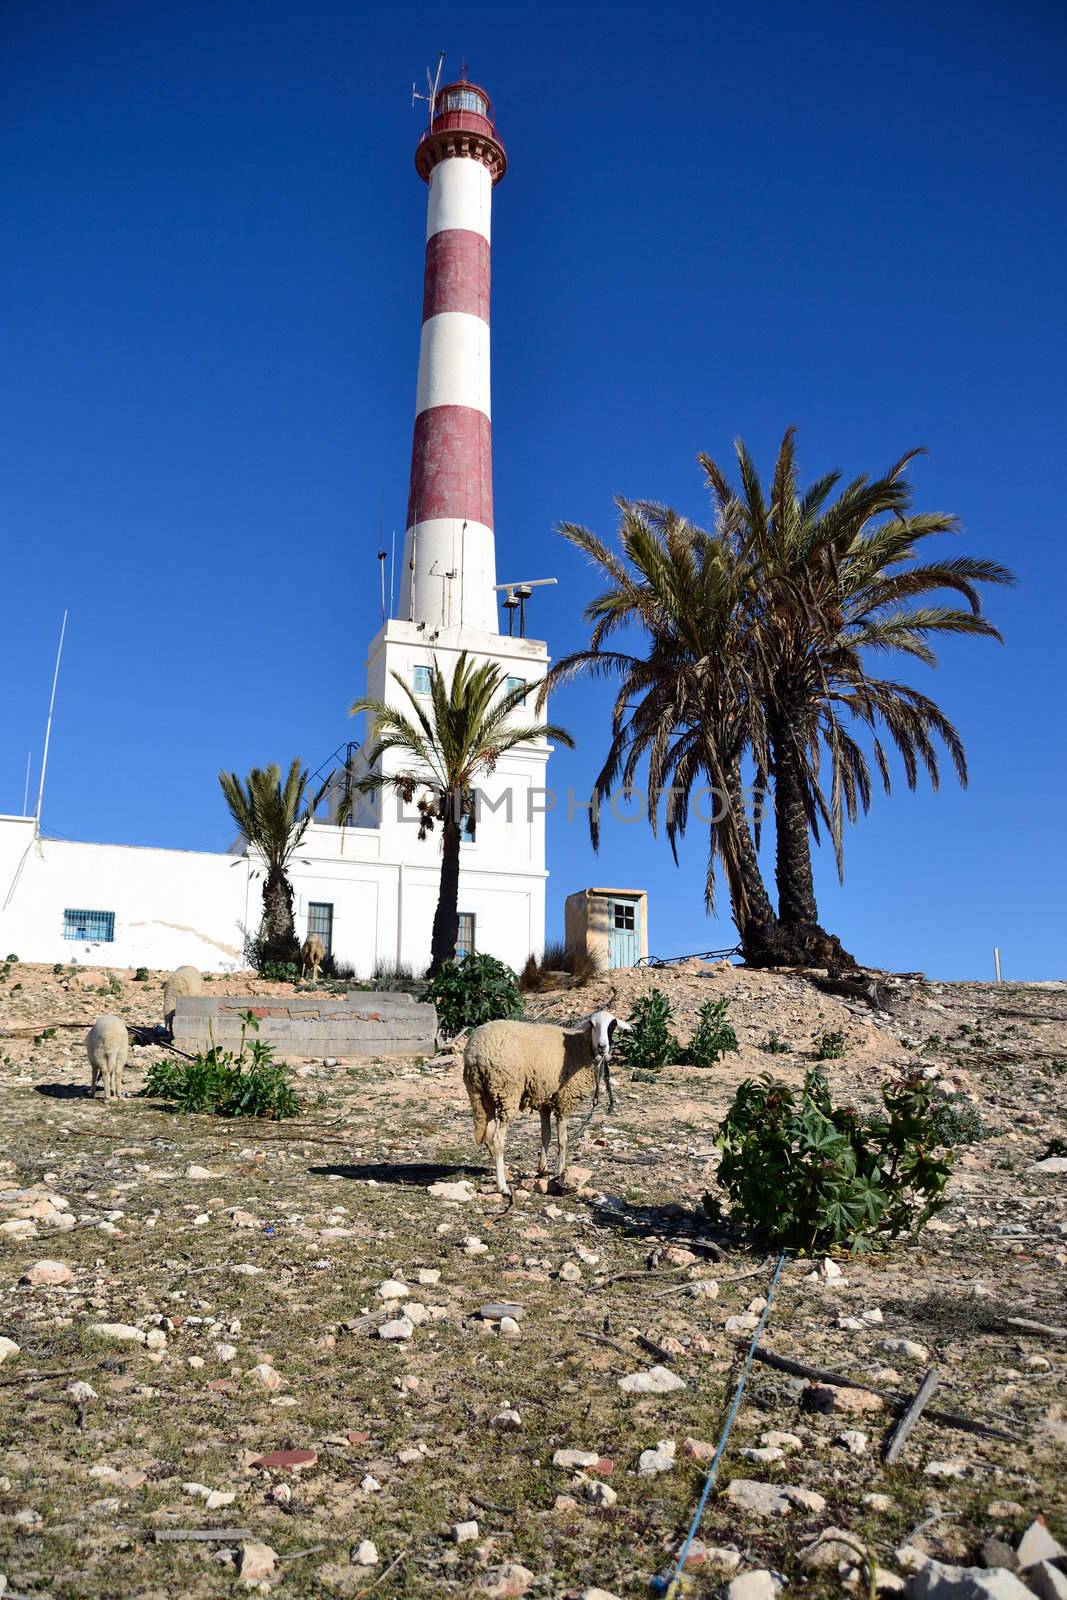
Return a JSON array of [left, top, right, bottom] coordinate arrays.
[[607, 897, 639, 968]]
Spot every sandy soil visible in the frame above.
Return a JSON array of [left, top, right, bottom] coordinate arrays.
[[0, 958, 1064, 1596]]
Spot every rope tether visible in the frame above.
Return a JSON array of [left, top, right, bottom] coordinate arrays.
[[651, 1251, 788, 1597]]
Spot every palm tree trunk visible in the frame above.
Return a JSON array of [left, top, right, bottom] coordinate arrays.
[[765, 705, 857, 971], [769, 705, 820, 927], [261, 867, 297, 963], [428, 808, 462, 976], [718, 760, 780, 961]]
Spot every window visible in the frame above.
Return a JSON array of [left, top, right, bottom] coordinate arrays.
[[613, 901, 636, 931], [456, 913, 476, 959], [413, 664, 432, 695], [63, 909, 115, 943], [505, 676, 526, 703], [443, 88, 487, 116], [307, 901, 334, 958], [462, 809, 476, 843]]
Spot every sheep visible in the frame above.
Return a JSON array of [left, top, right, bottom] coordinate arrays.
[[86, 1015, 129, 1102], [163, 964, 203, 1034], [300, 933, 325, 983], [463, 1009, 631, 1195]]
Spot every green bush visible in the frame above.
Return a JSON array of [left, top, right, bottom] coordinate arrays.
[[928, 1093, 989, 1147], [427, 953, 524, 1038], [616, 988, 679, 1074], [140, 1013, 300, 1120], [681, 998, 739, 1067], [133, 966, 149, 982], [706, 1068, 952, 1254], [259, 960, 299, 984], [815, 1030, 846, 1060], [759, 1029, 791, 1055]]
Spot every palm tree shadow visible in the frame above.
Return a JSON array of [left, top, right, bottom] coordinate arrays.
[[34, 1083, 94, 1100], [309, 1160, 486, 1189]]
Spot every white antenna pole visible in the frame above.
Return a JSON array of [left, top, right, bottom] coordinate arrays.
[[390, 528, 396, 619], [22, 752, 32, 817], [993, 945, 1002, 983], [34, 609, 68, 836]]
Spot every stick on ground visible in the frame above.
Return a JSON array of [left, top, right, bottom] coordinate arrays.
[[883, 1367, 939, 1463]]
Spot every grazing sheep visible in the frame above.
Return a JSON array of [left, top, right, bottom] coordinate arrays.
[[86, 1015, 129, 1102], [463, 1009, 631, 1195], [163, 965, 203, 1033], [300, 933, 325, 983]]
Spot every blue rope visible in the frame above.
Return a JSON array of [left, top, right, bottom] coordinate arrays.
[[651, 1251, 788, 1597]]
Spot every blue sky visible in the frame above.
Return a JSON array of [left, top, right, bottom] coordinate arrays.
[[3, 0, 1064, 979]]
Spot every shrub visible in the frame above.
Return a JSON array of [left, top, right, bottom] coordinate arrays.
[[140, 1013, 300, 1119], [928, 1093, 989, 1147], [372, 959, 416, 988], [321, 954, 357, 981], [133, 967, 149, 982], [759, 1029, 791, 1055], [259, 960, 299, 984], [106, 972, 122, 996], [616, 988, 679, 1074], [519, 942, 601, 992], [706, 1068, 952, 1254], [681, 998, 739, 1067], [815, 1030, 846, 1060], [427, 953, 524, 1038]]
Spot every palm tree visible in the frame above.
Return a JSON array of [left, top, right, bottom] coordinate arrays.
[[700, 429, 1015, 965], [543, 501, 782, 963], [219, 759, 317, 963], [350, 652, 574, 975]]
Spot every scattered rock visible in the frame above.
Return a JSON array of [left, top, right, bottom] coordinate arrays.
[[491, 1408, 522, 1431], [499, 1316, 521, 1338], [618, 1365, 686, 1395], [480, 1303, 523, 1322], [452, 1519, 479, 1543], [804, 1382, 884, 1415], [248, 1363, 284, 1392], [761, 1431, 802, 1452], [726, 1570, 783, 1600], [836, 1430, 869, 1455], [463, 1237, 489, 1256], [377, 1278, 409, 1300], [582, 1480, 618, 1508], [251, 1449, 317, 1471], [725, 1479, 827, 1517], [429, 1180, 476, 1201], [238, 1541, 278, 1585], [637, 1439, 676, 1475], [417, 1268, 441, 1285], [88, 1323, 145, 1346], [0, 1337, 20, 1365], [475, 1563, 535, 1597], [21, 1259, 72, 1286], [800, 1528, 866, 1570], [553, 1448, 600, 1470], [184, 1165, 218, 1180], [378, 1315, 414, 1341], [582, 1589, 623, 1600], [352, 1540, 378, 1567], [881, 1337, 930, 1363], [67, 1380, 97, 1402], [558, 1261, 582, 1283], [906, 1559, 1035, 1600], [925, 1460, 968, 1481], [1017, 1521, 1066, 1570]]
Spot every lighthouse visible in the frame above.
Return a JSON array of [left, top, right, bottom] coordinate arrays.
[[399, 79, 506, 634], [328, 68, 553, 974]]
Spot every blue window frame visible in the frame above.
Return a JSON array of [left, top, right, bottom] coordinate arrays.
[[63, 908, 115, 942], [505, 675, 526, 702], [412, 665, 432, 695]]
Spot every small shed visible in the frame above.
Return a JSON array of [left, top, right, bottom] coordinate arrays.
[[564, 887, 648, 970]]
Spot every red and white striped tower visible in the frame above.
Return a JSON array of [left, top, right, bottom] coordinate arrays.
[[399, 78, 506, 635]]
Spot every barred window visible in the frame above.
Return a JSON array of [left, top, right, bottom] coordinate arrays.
[[307, 902, 334, 958], [63, 908, 115, 942], [457, 913, 476, 959]]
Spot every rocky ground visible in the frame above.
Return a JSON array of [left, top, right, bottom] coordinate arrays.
[[0, 956, 1064, 1599]]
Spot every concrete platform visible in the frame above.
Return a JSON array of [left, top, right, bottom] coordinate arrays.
[[172, 991, 438, 1057]]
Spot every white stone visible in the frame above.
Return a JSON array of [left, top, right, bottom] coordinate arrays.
[[906, 1558, 1035, 1600], [417, 1268, 441, 1285], [553, 1448, 599, 1470], [376, 1278, 409, 1300], [881, 1337, 930, 1362], [429, 1180, 476, 1201], [559, 1261, 582, 1283], [21, 1259, 73, 1286], [925, 1459, 967, 1480], [582, 1480, 617, 1508], [686, 1278, 720, 1299], [238, 1541, 277, 1584], [637, 1439, 676, 1475], [353, 1540, 379, 1567], [1017, 1521, 1066, 1570], [741, 1446, 784, 1465], [68, 1380, 97, 1402], [248, 1363, 283, 1391], [618, 1365, 687, 1395], [0, 1337, 20, 1365], [360, 1475, 381, 1493], [185, 1165, 218, 1180], [88, 1323, 145, 1345], [463, 1236, 489, 1256], [215, 1342, 238, 1362], [492, 1408, 522, 1431], [499, 1315, 521, 1337], [836, 1430, 869, 1455], [144, 1329, 167, 1351], [378, 1316, 414, 1341], [725, 1313, 760, 1335], [1029, 1157, 1067, 1174], [726, 1570, 782, 1600], [231, 1263, 263, 1277], [401, 1302, 429, 1326], [452, 1520, 479, 1544], [761, 1431, 802, 1452], [582, 1589, 623, 1600]]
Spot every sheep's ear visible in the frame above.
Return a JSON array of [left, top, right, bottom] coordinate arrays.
[[615, 1019, 633, 1032]]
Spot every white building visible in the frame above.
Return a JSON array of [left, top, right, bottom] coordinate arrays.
[[0, 75, 556, 978]]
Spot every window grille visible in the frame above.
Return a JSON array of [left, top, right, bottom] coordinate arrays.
[[413, 665, 432, 694], [443, 89, 486, 115], [613, 902, 636, 931], [307, 902, 334, 958], [457, 913, 476, 959], [63, 909, 115, 942]]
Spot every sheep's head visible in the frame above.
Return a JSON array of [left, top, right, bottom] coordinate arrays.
[[584, 1008, 630, 1062]]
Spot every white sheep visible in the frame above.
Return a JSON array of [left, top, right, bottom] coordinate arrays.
[[86, 1015, 129, 1102], [300, 933, 325, 983], [462, 1009, 631, 1195], [163, 965, 203, 1033]]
